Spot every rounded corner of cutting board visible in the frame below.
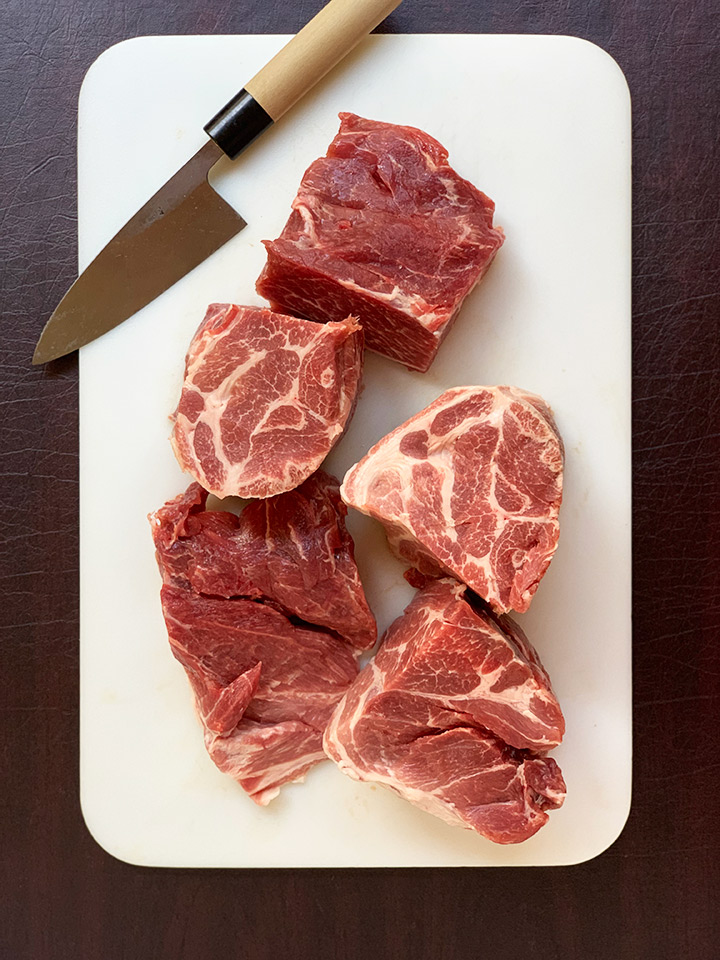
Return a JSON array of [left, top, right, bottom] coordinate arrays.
[[552, 34, 632, 108], [557, 788, 634, 867], [79, 36, 158, 104], [79, 787, 153, 868]]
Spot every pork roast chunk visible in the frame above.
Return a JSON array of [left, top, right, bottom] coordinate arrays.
[[324, 578, 566, 844], [341, 385, 564, 613], [170, 303, 363, 499], [256, 113, 504, 373], [149, 472, 373, 804]]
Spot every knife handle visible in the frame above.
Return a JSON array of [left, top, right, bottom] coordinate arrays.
[[204, 0, 402, 160]]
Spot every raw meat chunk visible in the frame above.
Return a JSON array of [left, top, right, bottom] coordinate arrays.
[[150, 483, 261, 600], [256, 113, 504, 373], [149, 470, 374, 803], [324, 578, 566, 843], [341, 385, 564, 613], [153, 472, 376, 650], [170, 303, 363, 499], [161, 586, 356, 805], [234, 470, 376, 651]]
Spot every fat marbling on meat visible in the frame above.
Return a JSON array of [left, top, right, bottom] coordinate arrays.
[[341, 385, 564, 614], [170, 303, 363, 499], [256, 113, 504, 373], [324, 577, 566, 844], [150, 471, 375, 805]]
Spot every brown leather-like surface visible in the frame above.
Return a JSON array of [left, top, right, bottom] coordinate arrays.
[[1, 2, 718, 958]]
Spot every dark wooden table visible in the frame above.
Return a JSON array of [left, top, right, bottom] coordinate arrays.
[[2, 1, 718, 958]]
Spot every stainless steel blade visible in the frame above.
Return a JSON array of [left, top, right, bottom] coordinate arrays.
[[32, 140, 245, 364]]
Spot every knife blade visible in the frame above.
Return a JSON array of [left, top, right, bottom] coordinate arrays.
[[33, 0, 402, 365]]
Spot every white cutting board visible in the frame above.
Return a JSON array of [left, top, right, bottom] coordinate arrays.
[[78, 34, 631, 867]]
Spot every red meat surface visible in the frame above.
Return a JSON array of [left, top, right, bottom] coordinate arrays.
[[256, 113, 504, 373], [162, 586, 356, 805], [234, 471, 376, 651], [150, 470, 375, 804], [152, 472, 376, 651], [324, 578, 566, 843], [170, 303, 363, 499], [341, 385, 564, 614]]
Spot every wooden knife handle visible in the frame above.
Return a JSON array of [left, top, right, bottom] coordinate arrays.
[[246, 0, 402, 122], [204, 0, 402, 160]]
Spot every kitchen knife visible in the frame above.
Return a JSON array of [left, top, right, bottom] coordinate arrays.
[[32, 0, 402, 365]]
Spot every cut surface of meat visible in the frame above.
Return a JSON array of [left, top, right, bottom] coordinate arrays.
[[234, 470, 376, 651], [149, 470, 373, 804], [152, 472, 376, 650], [170, 303, 363, 499], [149, 482, 261, 601], [324, 578, 566, 844], [256, 113, 504, 373], [208, 719, 327, 806], [162, 586, 356, 805], [341, 385, 564, 613]]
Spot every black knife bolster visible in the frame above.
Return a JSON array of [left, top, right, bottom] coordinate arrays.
[[204, 89, 273, 161]]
